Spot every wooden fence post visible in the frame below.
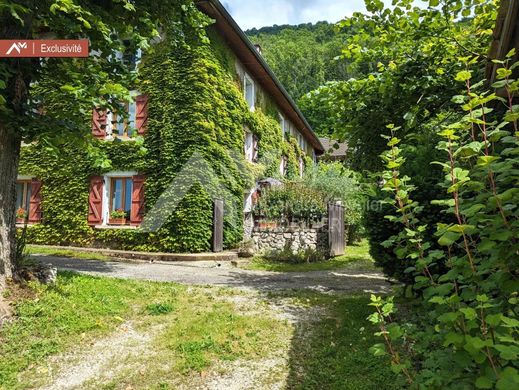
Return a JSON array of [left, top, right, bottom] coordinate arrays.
[[212, 199, 224, 253]]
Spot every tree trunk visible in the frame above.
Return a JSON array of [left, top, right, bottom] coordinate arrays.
[[0, 125, 21, 283]]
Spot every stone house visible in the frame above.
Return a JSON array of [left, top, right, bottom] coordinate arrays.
[[16, 0, 324, 253]]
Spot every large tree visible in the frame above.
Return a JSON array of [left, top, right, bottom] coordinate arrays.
[[0, 0, 206, 287], [301, 0, 497, 172]]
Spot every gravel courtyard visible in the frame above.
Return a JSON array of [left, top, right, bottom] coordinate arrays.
[[35, 255, 392, 294]]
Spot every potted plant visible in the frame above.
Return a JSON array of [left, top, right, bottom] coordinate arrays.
[[258, 219, 278, 230], [110, 209, 128, 225], [16, 207, 27, 223]]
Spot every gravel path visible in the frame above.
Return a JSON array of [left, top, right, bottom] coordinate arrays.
[[35, 255, 392, 293]]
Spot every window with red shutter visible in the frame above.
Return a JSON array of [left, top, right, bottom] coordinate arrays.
[[130, 175, 145, 225], [88, 176, 104, 226], [135, 95, 148, 135], [92, 108, 107, 139], [28, 179, 42, 223]]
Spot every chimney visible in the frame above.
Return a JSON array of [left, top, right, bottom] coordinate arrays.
[[254, 44, 262, 55]]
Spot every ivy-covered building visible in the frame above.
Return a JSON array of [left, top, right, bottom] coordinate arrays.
[[16, 0, 324, 253]]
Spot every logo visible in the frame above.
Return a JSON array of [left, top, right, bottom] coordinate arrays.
[[6, 42, 27, 55], [0, 40, 88, 58]]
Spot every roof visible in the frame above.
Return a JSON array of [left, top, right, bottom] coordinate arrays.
[[318, 137, 348, 160], [486, 0, 519, 83], [196, 0, 324, 154]]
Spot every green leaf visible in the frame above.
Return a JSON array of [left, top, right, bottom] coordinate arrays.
[[475, 376, 494, 389], [455, 70, 472, 82], [495, 344, 519, 360], [460, 307, 477, 320], [438, 230, 461, 246]]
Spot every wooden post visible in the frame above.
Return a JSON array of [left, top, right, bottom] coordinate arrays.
[[328, 202, 345, 257], [212, 199, 224, 253]]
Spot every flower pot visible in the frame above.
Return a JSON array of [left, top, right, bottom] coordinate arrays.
[[259, 221, 278, 230], [110, 218, 127, 225]]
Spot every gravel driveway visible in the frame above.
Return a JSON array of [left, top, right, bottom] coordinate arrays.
[[35, 255, 392, 294]]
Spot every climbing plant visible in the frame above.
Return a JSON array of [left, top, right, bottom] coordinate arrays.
[[18, 8, 307, 253]]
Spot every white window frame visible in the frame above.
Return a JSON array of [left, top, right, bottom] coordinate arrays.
[[101, 171, 138, 225], [279, 114, 287, 137], [244, 73, 255, 112], [244, 131, 254, 162]]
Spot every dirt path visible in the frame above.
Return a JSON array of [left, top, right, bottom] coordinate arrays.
[[28, 288, 328, 390], [34, 255, 392, 294]]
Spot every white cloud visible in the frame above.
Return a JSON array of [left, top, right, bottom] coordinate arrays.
[[222, 0, 368, 30]]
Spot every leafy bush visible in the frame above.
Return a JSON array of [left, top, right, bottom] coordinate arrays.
[[303, 162, 364, 242], [369, 56, 519, 389], [254, 182, 326, 225]]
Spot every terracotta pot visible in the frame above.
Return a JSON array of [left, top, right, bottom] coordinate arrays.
[[109, 218, 127, 225], [259, 221, 278, 230]]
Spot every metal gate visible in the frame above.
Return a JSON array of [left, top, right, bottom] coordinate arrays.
[[212, 199, 224, 252], [328, 202, 345, 257]]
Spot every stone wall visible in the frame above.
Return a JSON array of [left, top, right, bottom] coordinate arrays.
[[251, 227, 329, 254]]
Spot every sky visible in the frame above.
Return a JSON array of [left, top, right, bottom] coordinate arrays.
[[221, 0, 373, 30]]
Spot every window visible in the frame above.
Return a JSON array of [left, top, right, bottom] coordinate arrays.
[[88, 172, 145, 227], [110, 100, 137, 138], [279, 156, 288, 177], [106, 91, 139, 139], [122, 40, 142, 71], [244, 74, 255, 111], [244, 131, 258, 162], [299, 157, 305, 178], [109, 177, 133, 223], [280, 114, 288, 137], [16, 180, 31, 214]]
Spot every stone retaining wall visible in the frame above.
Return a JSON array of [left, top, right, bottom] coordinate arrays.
[[251, 227, 329, 254]]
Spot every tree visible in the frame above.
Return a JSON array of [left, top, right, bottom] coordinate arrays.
[[0, 0, 207, 286], [302, 0, 497, 172]]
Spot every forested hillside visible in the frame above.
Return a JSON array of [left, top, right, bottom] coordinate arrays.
[[247, 22, 352, 136]]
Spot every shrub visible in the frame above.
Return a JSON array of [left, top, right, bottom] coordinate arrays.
[[303, 162, 364, 243], [254, 182, 326, 225], [369, 57, 519, 389]]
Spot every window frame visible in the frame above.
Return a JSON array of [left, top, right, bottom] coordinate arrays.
[[106, 91, 138, 139], [102, 171, 138, 225], [15, 179, 32, 215], [244, 73, 255, 112]]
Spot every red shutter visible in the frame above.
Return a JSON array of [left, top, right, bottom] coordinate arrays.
[[92, 108, 107, 139], [130, 175, 145, 225], [28, 179, 42, 223], [88, 176, 104, 226], [135, 95, 148, 135]]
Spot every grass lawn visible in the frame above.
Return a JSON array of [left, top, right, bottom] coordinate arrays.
[[244, 239, 379, 272], [26, 245, 112, 261], [0, 271, 398, 389]]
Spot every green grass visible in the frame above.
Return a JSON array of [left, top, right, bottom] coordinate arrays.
[[244, 240, 378, 272], [0, 274, 289, 390], [278, 291, 404, 389], [25, 245, 112, 261], [0, 270, 399, 389]]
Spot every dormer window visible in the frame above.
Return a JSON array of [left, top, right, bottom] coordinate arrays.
[[244, 73, 255, 111], [114, 40, 142, 71]]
